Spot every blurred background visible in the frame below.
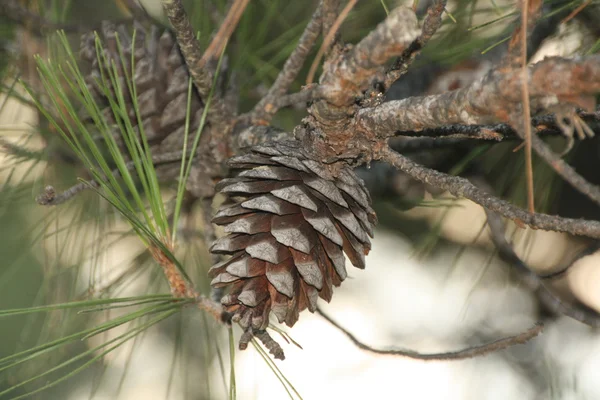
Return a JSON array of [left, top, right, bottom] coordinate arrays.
[[1, 0, 600, 399]]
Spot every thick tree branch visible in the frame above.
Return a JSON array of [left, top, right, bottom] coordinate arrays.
[[358, 56, 600, 137], [250, 2, 323, 123], [317, 307, 543, 360], [379, 147, 600, 239]]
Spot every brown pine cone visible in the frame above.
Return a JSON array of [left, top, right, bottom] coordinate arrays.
[[210, 140, 377, 336], [79, 21, 203, 151]]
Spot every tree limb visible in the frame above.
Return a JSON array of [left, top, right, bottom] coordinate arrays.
[[379, 146, 600, 239], [316, 6, 421, 108], [317, 307, 543, 360], [358, 56, 600, 138]]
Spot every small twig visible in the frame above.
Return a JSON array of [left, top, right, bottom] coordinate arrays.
[[392, 110, 600, 141], [35, 150, 188, 206], [379, 147, 600, 239], [160, 0, 214, 99], [486, 210, 600, 327], [306, 0, 357, 85], [250, 2, 323, 123], [527, 133, 600, 208], [384, 0, 447, 89], [200, 0, 250, 66], [196, 293, 228, 323], [317, 307, 543, 360]]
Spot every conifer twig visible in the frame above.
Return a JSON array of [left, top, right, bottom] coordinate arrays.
[[317, 307, 543, 360], [321, 0, 341, 40], [36, 150, 190, 206], [526, 133, 600, 208], [515, 0, 542, 213], [384, 0, 447, 89], [379, 146, 600, 239]]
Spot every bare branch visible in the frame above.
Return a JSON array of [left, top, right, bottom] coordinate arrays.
[[486, 210, 600, 327], [250, 2, 323, 123], [358, 56, 600, 138], [160, 0, 214, 99], [36, 150, 189, 206], [393, 110, 600, 141], [528, 133, 600, 208], [384, 0, 447, 89], [316, 7, 420, 107], [379, 147, 600, 239], [267, 86, 319, 111], [317, 307, 543, 360]]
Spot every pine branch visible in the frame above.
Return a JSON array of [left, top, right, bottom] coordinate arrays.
[[35, 150, 190, 206], [317, 307, 543, 360], [316, 6, 421, 108], [384, 0, 447, 89], [379, 146, 600, 239], [357, 56, 600, 138]]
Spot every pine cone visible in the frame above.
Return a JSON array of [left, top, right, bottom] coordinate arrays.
[[79, 21, 202, 150], [210, 140, 377, 334]]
